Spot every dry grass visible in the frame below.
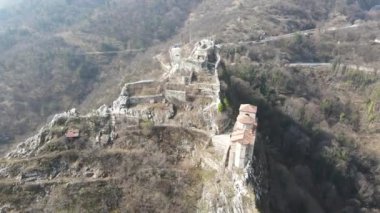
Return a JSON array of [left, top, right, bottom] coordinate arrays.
[[0, 125, 211, 212]]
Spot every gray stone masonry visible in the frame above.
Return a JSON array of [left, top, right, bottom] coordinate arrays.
[[165, 90, 187, 102]]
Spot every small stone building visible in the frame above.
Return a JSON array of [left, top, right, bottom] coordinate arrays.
[[190, 39, 215, 67], [65, 129, 80, 139], [227, 104, 258, 170]]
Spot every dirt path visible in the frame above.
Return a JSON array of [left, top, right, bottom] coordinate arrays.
[[79, 48, 145, 55], [0, 177, 117, 186], [0, 148, 146, 164], [286, 63, 378, 73], [222, 22, 376, 46]]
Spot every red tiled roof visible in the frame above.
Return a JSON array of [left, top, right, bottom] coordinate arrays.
[[65, 129, 80, 138], [231, 130, 255, 145], [239, 104, 257, 114], [237, 114, 255, 125]]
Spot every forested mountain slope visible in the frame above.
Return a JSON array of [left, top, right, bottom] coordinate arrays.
[[0, 0, 200, 148], [0, 0, 379, 212]]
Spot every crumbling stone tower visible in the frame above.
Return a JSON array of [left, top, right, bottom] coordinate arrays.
[[227, 104, 258, 169], [190, 39, 215, 70]]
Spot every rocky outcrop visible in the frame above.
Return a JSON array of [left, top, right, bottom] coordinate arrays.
[[0, 39, 259, 212], [50, 108, 78, 127]]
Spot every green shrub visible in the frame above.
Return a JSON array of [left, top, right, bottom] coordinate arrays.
[[217, 102, 225, 113], [140, 119, 154, 136], [217, 97, 231, 113], [339, 112, 346, 123], [366, 99, 376, 122]]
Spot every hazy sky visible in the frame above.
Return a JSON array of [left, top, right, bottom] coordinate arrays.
[[0, 0, 8, 8], [0, 0, 8, 9], [0, 0, 18, 9]]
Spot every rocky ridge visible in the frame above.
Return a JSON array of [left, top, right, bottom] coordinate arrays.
[[0, 39, 259, 212]]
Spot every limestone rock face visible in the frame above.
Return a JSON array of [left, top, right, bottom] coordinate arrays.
[[0, 38, 249, 212], [6, 128, 50, 158], [0, 204, 11, 213], [0, 167, 9, 178], [99, 134, 110, 146], [97, 105, 111, 117], [6, 107, 83, 159], [120, 84, 129, 96], [112, 95, 129, 112]]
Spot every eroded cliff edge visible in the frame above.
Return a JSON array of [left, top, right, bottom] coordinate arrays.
[[0, 39, 262, 212]]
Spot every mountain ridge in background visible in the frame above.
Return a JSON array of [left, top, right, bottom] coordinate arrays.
[[0, 0, 379, 212]]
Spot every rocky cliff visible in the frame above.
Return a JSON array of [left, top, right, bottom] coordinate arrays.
[[0, 39, 260, 212]]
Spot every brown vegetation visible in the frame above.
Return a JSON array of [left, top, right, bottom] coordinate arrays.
[[219, 43, 380, 212], [0, 115, 209, 211], [0, 0, 200, 148]]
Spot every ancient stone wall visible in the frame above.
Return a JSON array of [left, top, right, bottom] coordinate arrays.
[[182, 60, 203, 72], [164, 90, 187, 102], [190, 83, 219, 91], [154, 126, 210, 144], [124, 80, 162, 96], [165, 83, 187, 91], [187, 84, 219, 97], [128, 94, 164, 105]]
